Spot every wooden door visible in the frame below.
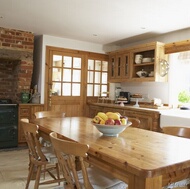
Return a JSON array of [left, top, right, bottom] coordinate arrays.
[[45, 47, 86, 116], [45, 47, 109, 117]]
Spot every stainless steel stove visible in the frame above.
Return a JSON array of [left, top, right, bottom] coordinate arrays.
[[0, 99, 18, 148]]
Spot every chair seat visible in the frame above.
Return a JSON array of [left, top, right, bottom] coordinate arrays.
[[42, 146, 58, 164], [163, 178, 190, 188], [78, 166, 128, 189]]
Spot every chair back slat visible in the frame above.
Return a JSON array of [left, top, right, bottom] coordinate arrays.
[[128, 117, 140, 128], [50, 132, 93, 189], [162, 126, 190, 138], [21, 121, 47, 162]]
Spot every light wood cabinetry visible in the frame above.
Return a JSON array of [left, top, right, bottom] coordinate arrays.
[[108, 41, 167, 82], [88, 103, 161, 132], [108, 52, 130, 82], [18, 104, 44, 144], [130, 41, 167, 82]]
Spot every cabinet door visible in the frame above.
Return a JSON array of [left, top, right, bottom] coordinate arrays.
[[18, 105, 44, 144], [18, 106, 31, 143], [124, 109, 160, 131], [108, 53, 130, 82], [121, 53, 130, 80], [109, 55, 122, 82]]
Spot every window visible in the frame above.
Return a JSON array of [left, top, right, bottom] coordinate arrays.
[[52, 55, 81, 96], [169, 51, 190, 107], [87, 59, 108, 97], [50, 50, 109, 99]]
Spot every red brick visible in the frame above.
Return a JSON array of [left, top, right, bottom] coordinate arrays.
[[2, 43, 11, 47]]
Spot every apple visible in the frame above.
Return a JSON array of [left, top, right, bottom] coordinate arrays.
[[114, 119, 121, 125], [105, 118, 115, 125]]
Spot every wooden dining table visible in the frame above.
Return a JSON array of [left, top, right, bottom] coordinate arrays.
[[34, 116, 190, 189]]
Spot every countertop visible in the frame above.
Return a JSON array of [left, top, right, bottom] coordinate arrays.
[[89, 102, 166, 113], [160, 108, 190, 128]]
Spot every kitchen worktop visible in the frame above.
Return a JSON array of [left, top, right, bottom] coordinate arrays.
[[160, 108, 190, 128], [89, 102, 166, 113]]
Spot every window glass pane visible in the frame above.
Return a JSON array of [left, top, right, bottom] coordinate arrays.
[[73, 57, 81, 68], [88, 59, 94, 70], [53, 55, 62, 67], [94, 85, 100, 96], [95, 72, 101, 83], [95, 60, 101, 71], [73, 70, 81, 82], [87, 71, 94, 83], [87, 84, 93, 96], [102, 72, 107, 84], [101, 85, 107, 95], [52, 82, 61, 96], [63, 69, 71, 81], [72, 84, 80, 96], [102, 61, 108, 71], [62, 83, 71, 96], [63, 56, 72, 68], [52, 68, 61, 81], [169, 52, 190, 107]]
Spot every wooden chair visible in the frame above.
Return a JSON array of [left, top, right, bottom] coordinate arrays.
[[34, 111, 66, 119], [162, 126, 190, 139], [162, 126, 190, 189], [50, 132, 128, 189], [20, 120, 65, 189], [34, 111, 65, 147], [128, 117, 140, 128]]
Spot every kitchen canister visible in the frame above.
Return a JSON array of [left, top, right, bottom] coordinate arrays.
[[135, 54, 143, 64]]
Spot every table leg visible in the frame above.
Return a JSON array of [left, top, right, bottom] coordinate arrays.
[[128, 175, 162, 189]]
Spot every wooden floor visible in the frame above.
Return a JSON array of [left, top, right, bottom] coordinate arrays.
[[0, 148, 188, 189], [0, 148, 64, 189]]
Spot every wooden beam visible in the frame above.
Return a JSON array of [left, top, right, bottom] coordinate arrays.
[[165, 39, 190, 54]]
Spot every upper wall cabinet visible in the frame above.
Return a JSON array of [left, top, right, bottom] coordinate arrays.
[[108, 52, 130, 82], [108, 41, 168, 83]]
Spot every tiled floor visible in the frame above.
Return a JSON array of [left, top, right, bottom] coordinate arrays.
[[0, 148, 64, 189]]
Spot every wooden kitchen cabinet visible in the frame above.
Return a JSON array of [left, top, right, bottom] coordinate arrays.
[[88, 103, 161, 132], [124, 109, 160, 131], [108, 41, 167, 83], [108, 51, 130, 82], [130, 41, 167, 82], [18, 104, 44, 144]]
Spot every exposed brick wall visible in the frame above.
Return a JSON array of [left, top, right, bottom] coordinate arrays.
[[0, 27, 34, 51], [0, 27, 34, 103]]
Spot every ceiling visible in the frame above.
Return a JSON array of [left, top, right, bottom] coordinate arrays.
[[1, 0, 190, 46]]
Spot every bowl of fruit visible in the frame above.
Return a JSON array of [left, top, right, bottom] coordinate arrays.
[[91, 112, 132, 136]]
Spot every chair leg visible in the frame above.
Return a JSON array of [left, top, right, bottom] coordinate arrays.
[[187, 183, 190, 189], [25, 163, 35, 189], [34, 165, 42, 189], [56, 163, 60, 185]]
